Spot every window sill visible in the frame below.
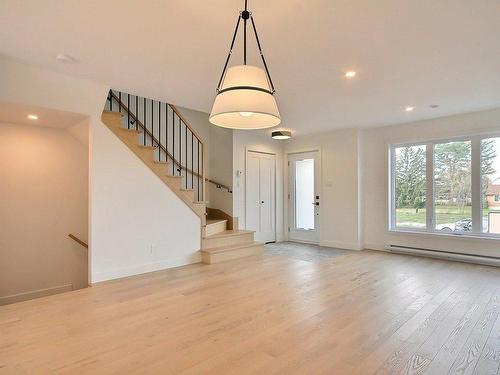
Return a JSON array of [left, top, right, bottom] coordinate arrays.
[[388, 228, 500, 241]]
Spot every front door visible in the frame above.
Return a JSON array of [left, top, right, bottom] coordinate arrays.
[[288, 151, 320, 243]]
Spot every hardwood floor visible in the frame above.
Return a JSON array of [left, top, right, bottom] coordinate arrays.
[[1, 248, 500, 374]]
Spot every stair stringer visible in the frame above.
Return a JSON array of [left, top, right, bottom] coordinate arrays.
[[101, 111, 206, 226]]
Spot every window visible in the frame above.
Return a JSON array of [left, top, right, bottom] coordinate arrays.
[[481, 137, 500, 234], [434, 141, 471, 232], [394, 145, 426, 228], [390, 134, 500, 238]]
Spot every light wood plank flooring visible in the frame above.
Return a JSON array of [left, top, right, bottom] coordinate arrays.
[[1, 248, 500, 374]]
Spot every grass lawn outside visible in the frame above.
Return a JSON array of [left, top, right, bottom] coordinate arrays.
[[396, 205, 490, 227]]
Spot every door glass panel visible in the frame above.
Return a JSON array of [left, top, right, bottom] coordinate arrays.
[[481, 137, 500, 234], [295, 158, 315, 229], [434, 141, 472, 232]]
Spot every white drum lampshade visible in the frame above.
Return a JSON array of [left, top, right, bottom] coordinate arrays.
[[209, 65, 281, 129]]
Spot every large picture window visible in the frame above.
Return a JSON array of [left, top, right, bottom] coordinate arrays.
[[390, 134, 500, 238]]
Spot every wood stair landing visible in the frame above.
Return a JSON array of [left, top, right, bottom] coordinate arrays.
[[201, 220, 263, 264]]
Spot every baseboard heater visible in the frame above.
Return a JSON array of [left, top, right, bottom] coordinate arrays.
[[386, 244, 500, 267]]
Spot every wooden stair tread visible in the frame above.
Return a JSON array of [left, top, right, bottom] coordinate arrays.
[[206, 219, 227, 225], [138, 145, 157, 150], [118, 127, 142, 134], [205, 229, 254, 239], [201, 241, 263, 254]]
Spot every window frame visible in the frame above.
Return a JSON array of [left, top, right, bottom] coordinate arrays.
[[388, 133, 500, 239]]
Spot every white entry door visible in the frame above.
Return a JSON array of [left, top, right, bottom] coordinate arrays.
[[288, 151, 320, 243], [246, 151, 276, 243]]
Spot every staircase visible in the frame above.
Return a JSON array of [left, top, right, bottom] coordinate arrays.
[[101, 90, 263, 264]]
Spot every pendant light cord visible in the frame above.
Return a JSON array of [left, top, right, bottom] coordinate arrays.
[[215, 0, 276, 94], [243, 0, 249, 65]]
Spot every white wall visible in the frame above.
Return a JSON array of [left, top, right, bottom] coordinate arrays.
[[89, 117, 201, 282], [1, 55, 204, 284], [0, 122, 88, 302], [178, 106, 234, 215], [209, 124, 233, 215], [233, 129, 285, 241], [363, 108, 500, 257], [284, 129, 363, 250]]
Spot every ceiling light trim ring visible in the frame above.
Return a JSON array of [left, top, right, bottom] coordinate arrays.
[[217, 86, 274, 95]]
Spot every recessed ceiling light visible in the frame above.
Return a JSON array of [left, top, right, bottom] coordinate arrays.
[[345, 71, 356, 78], [405, 106, 415, 112], [56, 53, 78, 63], [429, 104, 440, 109], [27, 114, 38, 120], [271, 130, 292, 140]]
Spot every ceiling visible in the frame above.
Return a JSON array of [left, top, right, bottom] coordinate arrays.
[[0, 101, 87, 128], [1, 0, 500, 135]]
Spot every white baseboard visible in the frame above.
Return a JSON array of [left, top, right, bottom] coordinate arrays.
[[386, 245, 500, 267], [320, 241, 363, 251], [0, 283, 73, 306], [91, 252, 202, 283], [363, 243, 386, 251]]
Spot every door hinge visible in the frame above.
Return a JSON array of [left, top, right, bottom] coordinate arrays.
[[288, 193, 290, 199], [288, 161, 290, 166], [288, 227, 290, 232]]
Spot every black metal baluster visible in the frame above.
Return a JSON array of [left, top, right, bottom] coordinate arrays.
[[179, 117, 182, 177], [110, 91, 113, 111], [127, 94, 130, 129], [118, 91, 121, 112], [135, 96, 138, 131], [198, 141, 201, 201], [172, 111, 175, 175], [185, 124, 187, 188], [151, 100, 154, 148], [191, 133, 194, 189], [143, 97, 146, 145], [165, 103, 168, 166], [158, 101, 161, 162]]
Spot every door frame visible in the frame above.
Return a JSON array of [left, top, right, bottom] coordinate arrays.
[[286, 149, 322, 244], [245, 148, 277, 243]]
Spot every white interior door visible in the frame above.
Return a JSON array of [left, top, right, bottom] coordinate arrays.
[[288, 151, 320, 243], [246, 151, 276, 243]]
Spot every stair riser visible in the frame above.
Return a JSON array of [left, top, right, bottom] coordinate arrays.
[[202, 244, 263, 264], [203, 221, 227, 237], [202, 232, 254, 249], [180, 190, 195, 202]]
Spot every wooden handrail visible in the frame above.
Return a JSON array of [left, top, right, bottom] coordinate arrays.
[[169, 104, 205, 147], [68, 234, 88, 249], [109, 91, 229, 197], [206, 178, 232, 193], [109, 92, 204, 181]]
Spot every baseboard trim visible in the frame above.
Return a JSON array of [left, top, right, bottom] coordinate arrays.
[[386, 244, 500, 267], [0, 283, 73, 306], [363, 243, 386, 251], [91, 253, 202, 283], [320, 241, 363, 251]]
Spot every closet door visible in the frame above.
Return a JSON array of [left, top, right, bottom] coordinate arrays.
[[246, 151, 276, 243]]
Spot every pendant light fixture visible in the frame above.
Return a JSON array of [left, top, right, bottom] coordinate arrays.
[[209, 0, 281, 129]]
